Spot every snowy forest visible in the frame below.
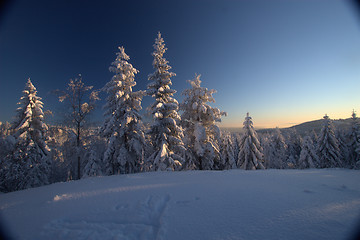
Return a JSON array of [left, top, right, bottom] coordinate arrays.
[[1, 32, 360, 193]]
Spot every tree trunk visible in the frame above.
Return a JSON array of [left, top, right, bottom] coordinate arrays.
[[77, 121, 81, 180]]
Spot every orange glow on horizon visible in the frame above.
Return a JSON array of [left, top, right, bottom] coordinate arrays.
[[219, 110, 356, 129]]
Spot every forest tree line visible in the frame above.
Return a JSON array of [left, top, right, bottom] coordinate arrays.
[[1, 32, 359, 193]]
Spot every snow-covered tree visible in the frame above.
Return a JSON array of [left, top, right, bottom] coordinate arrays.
[[347, 110, 360, 168], [310, 130, 318, 146], [317, 114, 341, 168], [336, 128, 350, 168], [180, 74, 226, 170], [0, 122, 13, 169], [237, 113, 265, 170], [1, 79, 50, 192], [298, 136, 318, 169], [285, 129, 302, 168], [55, 75, 99, 179], [267, 128, 287, 169], [101, 46, 146, 175], [83, 149, 102, 178], [12, 79, 50, 155], [232, 133, 241, 161], [220, 132, 237, 170], [0, 122, 11, 137], [46, 125, 71, 183], [145, 33, 185, 171]]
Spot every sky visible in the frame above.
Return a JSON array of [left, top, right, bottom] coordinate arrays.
[[0, 0, 360, 129]]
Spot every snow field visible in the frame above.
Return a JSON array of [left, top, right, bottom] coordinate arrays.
[[1, 169, 360, 240]]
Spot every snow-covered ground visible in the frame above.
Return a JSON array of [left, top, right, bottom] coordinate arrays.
[[1, 169, 360, 240]]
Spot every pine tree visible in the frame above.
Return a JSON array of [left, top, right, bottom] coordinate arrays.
[[336, 129, 350, 167], [237, 113, 265, 170], [220, 132, 237, 170], [2, 79, 50, 191], [267, 128, 287, 169], [83, 149, 102, 178], [348, 110, 360, 168], [298, 136, 318, 169], [317, 114, 341, 168], [145, 32, 185, 171], [101, 46, 146, 175], [310, 130, 318, 145], [232, 133, 241, 161], [180, 74, 226, 170], [285, 129, 302, 168]]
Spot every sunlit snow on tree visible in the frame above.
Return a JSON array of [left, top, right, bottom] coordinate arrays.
[[317, 114, 341, 168], [101, 46, 146, 175], [180, 74, 226, 170], [145, 32, 185, 171], [1, 79, 50, 192], [237, 113, 265, 170]]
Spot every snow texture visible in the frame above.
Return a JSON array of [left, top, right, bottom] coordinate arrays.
[[0, 169, 360, 240]]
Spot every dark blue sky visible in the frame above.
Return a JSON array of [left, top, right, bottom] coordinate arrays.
[[1, 0, 360, 128]]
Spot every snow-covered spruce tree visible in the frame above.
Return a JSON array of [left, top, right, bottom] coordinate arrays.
[[298, 136, 318, 169], [310, 130, 318, 147], [317, 114, 341, 168], [347, 110, 360, 168], [237, 113, 265, 170], [232, 132, 241, 161], [145, 32, 185, 171], [336, 129, 350, 168], [2, 79, 51, 192], [83, 149, 102, 178], [180, 74, 226, 170], [0, 122, 13, 170], [285, 129, 302, 168], [55, 75, 99, 180], [101, 46, 146, 175], [267, 128, 287, 169], [220, 132, 237, 170], [260, 133, 271, 168], [0, 122, 11, 137]]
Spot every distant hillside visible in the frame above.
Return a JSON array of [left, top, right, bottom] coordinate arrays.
[[256, 118, 353, 136]]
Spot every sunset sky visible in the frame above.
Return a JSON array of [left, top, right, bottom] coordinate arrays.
[[1, 0, 360, 129]]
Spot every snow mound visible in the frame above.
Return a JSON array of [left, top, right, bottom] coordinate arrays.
[[1, 169, 360, 240]]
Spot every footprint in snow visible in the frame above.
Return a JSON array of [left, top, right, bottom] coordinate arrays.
[[42, 194, 171, 240]]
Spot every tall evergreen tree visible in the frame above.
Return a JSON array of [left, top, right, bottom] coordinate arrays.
[[348, 110, 360, 168], [285, 129, 302, 168], [1, 79, 50, 192], [267, 128, 287, 169], [101, 46, 146, 175], [237, 113, 265, 170], [180, 74, 226, 170], [220, 132, 237, 170], [336, 128, 350, 167], [317, 114, 341, 168], [145, 32, 185, 171], [298, 136, 318, 169]]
